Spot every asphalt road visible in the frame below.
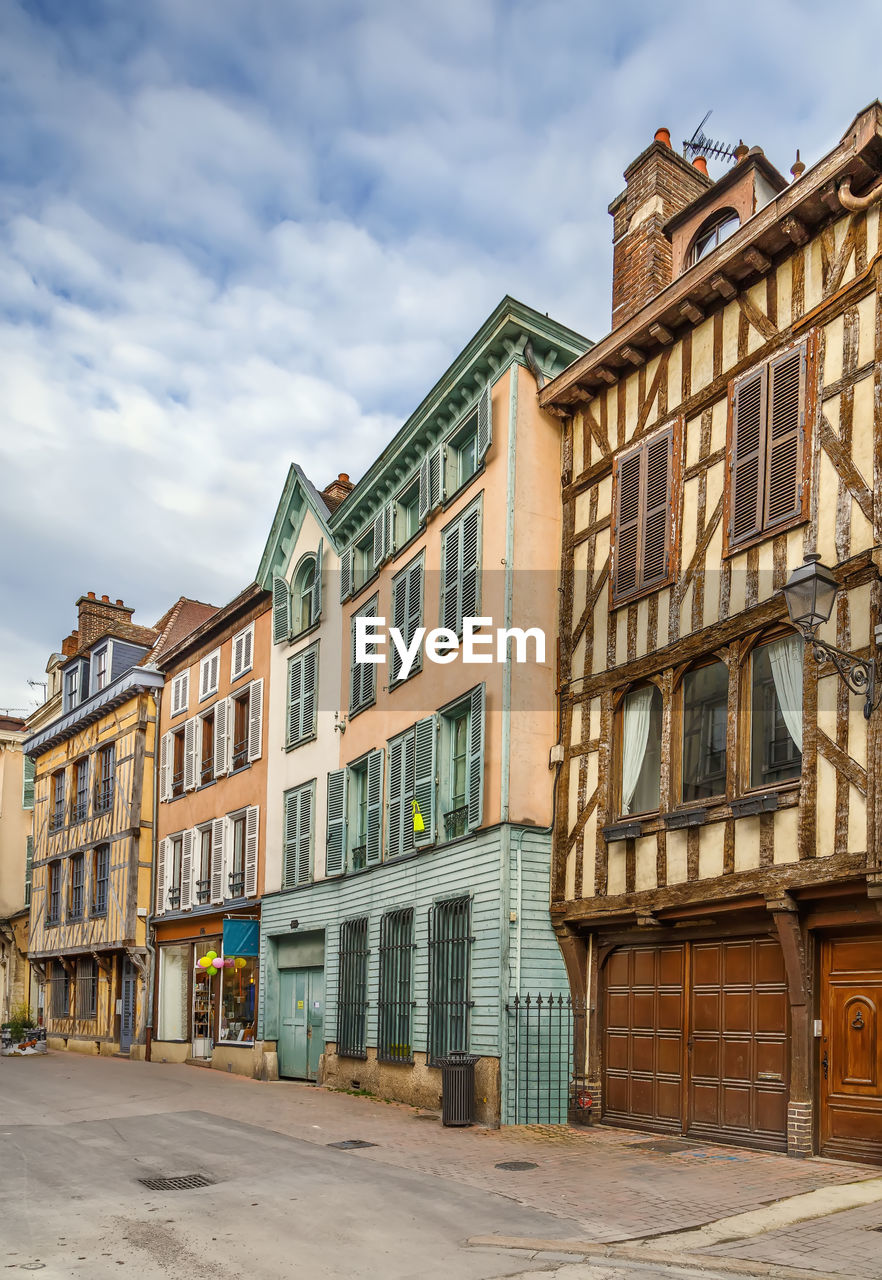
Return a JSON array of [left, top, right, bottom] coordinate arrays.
[[0, 1055, 752, 1279]]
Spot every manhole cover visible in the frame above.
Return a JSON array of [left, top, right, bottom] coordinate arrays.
[[327, 1139, 378, 1150], [138, 1174, 216, 1191], [495, 1160, 538, 1171]]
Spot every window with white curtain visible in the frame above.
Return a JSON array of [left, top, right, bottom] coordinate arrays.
[[156, 943, 190, 1041], [750, 634, 803, 787], [619, 684, 663, 816]]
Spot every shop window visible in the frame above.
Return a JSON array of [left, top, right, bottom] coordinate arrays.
[[156, 943, 190, 1041], [427, 896, 472, 1065], [750, 634, 803, 788], [618, 684, 663, 816], [219, 956, 257, 1043], [337, 917, 369, 1058], [92, 845, 109, 916], [681, 660, 729, 802]]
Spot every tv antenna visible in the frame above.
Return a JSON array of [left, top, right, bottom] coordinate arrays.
[[683, 111, 737, 165]]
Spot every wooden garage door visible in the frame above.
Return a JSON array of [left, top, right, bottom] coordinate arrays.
[[603, 938, 788, 1150]]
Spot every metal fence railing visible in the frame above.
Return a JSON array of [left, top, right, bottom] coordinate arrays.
[[505, 992, 586, 1125]]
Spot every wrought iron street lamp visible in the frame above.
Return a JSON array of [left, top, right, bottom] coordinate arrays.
[[782, 553, 880, 719]]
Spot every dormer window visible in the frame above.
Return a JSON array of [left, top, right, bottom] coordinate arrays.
[[687, 208, 740, 268]]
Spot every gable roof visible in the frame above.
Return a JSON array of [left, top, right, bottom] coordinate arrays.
[[149, 597, 219, 663], [257, 462, 336, 589]]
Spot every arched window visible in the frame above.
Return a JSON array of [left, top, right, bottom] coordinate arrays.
[[687, 208, 740, 268], [750, 634, 802, 788], [292, 556, 316, 636], [681, 660, 728, 802], [619, 684, 663, 816]]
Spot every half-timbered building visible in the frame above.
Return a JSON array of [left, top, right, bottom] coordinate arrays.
[[543, 103, 882, 1162], [24, 593, 215, 1055]]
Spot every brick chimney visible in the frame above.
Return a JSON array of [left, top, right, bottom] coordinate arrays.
[[321, 473, 354, 512], [75, 592, 135, 648], [61, 631, 80, 657], [610, 127, 713, 328]]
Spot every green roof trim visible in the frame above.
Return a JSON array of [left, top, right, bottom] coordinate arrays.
[[257, 463, 336, 589]]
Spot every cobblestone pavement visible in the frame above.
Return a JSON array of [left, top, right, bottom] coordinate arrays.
[[6, 1052, 882, 1276]]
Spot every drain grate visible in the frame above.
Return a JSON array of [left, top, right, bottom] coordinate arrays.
[[495, 1160, 538, 1171], [327, 1139, 378, 1150], [138, 1173, 216, 1191]]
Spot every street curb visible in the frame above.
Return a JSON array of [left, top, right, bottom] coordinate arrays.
[[467, 1236, 833, 1279]]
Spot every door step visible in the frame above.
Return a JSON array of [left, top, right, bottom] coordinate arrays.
[[186, 1057, 213, 1069]]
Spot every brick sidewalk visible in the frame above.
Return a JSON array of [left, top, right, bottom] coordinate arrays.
[[697, 1200, 882, 1278]]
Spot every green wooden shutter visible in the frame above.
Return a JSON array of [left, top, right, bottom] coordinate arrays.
[[642, 429, 672, 587], [429, 444, 445, 507], [340, 547, 352, 601], [405, 558, 423, 675], [441, 520, 461, 632], [402, 729, 416, 855], [390, 569, 407, 683], [765, 345, 805, 529], [459, 503, 481, 624], [418, 456, 430, 522], [729, 366, 767, 547], [22, 755, 34, 809], [613, 445, 642, 599], [413, 716, 436, 847], [301, 647, 317, 742], [366, 749, 384, 865], [283, 790, 299, 888], [372, 511, 386, 569], [384, 502, 396, 557], [287, 653, 303, 745], [467, 683, 485, 829], [326, 769, 347, 877], [272, 574, 290, 644], [476, 384, 492, 461], [311, 539, 323, 622], [387, 736, 404, 860], [297, 785, 313, 885]]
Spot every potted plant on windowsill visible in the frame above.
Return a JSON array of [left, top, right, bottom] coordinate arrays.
[[1, 1004, 47, 1055]]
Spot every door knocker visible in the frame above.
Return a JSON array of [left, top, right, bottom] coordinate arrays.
[[851, 1009, 865, 1030]]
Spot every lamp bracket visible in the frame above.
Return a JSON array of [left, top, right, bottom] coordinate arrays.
[[799, 627, 879, 719]]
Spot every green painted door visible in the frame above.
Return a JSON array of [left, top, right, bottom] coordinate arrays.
[[279, 967, 324, 1080]]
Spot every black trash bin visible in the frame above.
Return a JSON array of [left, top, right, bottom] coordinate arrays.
[[439, 1051, 479, 1126]]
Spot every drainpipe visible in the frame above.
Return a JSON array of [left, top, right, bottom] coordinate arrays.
[[143, 688, 160, 1059], [501, 359, 519, 823]]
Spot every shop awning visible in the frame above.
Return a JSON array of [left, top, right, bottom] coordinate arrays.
[[223, 919, 259, 957]]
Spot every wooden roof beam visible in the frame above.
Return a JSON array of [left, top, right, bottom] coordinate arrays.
[[743, 246, 771, 275], [781, 214, 810, 246], [710, 272, 737, 300], [596, 366, 617, 384], [620, 344, 646, 366], [648, 322, 674, 345], [679, 299, 705, 325]]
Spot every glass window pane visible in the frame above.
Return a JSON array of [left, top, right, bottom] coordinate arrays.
[[682, 661, 729, 801], [157, 944, 189, 1040], [751, 639, 802, 787], [621, 685, 663, 815], [219, 957, 258, 1043]]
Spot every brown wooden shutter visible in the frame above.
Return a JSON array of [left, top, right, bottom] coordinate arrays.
[[764, 345, 805, 529], [642, 429, 672, 586], [729, 367, 767, 546], [613, 447, 642, 599]]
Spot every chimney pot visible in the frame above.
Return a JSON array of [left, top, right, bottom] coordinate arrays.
[[339, 473, 349, 483], [733, 140, 749, 162], [101, 594, 110, 603], [654, 127, 672, 148], [88, 592, 96, 600], [692, 155, 708, 176], [116, 599, 124, 606]]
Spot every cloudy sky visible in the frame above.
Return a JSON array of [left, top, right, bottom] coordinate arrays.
[[1, 0, 880, 710]]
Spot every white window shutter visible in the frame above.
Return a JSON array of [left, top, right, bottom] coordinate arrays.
[[214, 698, 230, 777], [210, 816, 226, 903], [155, 838, 168, 916], [244, 806, 259, 897], [387, 737, 403, 861], [413, 716, 436, 847], [311, 539, 323, 623], [180, 829, 194, 910], [283, 791, 299, 889], [297, 786, 312, 886], [231, 633, 243, 679], [366, 749, 384, 865], [247, 679, 264, 762], [418, 456, 430, 522], [468, 683, 485, 829], [372, 511, 386, 568], [477, 383, 492, 461], [325, 769, 347, 877], [272, 574, 291, 644], [287, 654, 302, 745], [183, 718, 197, 791], [159, 733, 170, 803], [340, 547, 352, 601], [210, 652, 219, 691]]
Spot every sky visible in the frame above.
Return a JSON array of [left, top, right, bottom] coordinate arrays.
[[2, 0, 881, 711]]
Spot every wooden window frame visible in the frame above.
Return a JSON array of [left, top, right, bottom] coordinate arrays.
[[672, 654, 731, 812], [722, 333, 816, 557], [609, 417, 682, 610], [611, 678, 666, 819], [737, 626, 804, 797]]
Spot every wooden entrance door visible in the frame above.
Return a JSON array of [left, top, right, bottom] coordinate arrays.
[[603, 937, 788, 1150], [821, 937, 882, 1165]]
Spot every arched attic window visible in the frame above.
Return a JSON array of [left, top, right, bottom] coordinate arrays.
[[291, 555, 316, 635], [687, 208, 740, 268]]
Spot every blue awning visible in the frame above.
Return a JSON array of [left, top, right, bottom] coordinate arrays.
[[223, 919, 259, 957]]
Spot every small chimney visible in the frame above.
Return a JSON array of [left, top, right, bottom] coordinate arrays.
[[75, 593, 136, 648], [61, 630, 80, 657], [321, 472, 355, 513], [610, 128, 713, 328]]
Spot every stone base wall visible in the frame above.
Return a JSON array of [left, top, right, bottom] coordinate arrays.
[[320, 1044, 501, 1126], [787, 1099, 813, 1157], [46, 1035, 121, 1055]]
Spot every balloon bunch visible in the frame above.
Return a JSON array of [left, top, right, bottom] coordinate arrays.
[[195, 952, 249, 979]]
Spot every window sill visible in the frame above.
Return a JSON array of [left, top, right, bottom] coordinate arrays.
[[347, 572, 380, 607], [610, 572, 676, 613], [390, 527, 425, 565], [284, 734, 316, 753], [230, 665, 253, 684], [441, 464, 485, 512], [724, 515, 808, 560], [286, 620, 321, 646], [602, 821, 643, 842], [197, 778, 217, 791], [663, 807, 707, 830], [347, 700, 376, 723]]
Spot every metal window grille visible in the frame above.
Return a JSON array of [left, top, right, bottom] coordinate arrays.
[[337, 917, 369, 1058], [93, 846, 109, 915], [427, 897, 473, 1065], [48, 863, 61, 924], [69, 855, 84, 919], [76, 958, 98, 1020], [196, 877, 211, 905], [443, 805, 469, 840], [377, 908, 414, 1063], [505, 993, 582, 1125], [50, 965, 69, 1018]]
